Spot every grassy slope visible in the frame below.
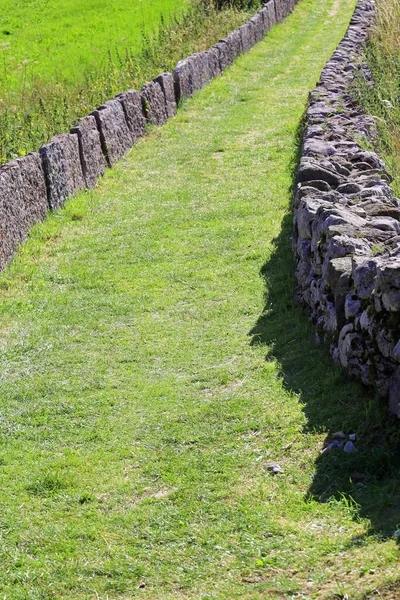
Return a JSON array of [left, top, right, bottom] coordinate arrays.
[[0, 0, 185, 87], [0, 0, 399, 597]]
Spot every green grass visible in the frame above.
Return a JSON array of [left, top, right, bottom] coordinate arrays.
[[352, 0, 400, 195], [0, 0, 186, 87], [0, 1, 251, 163], [0, 0, 399, 597]]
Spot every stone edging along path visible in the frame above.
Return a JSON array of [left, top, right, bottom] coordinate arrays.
[[294, 0, 400, 417], [0, 0, 298, 273]]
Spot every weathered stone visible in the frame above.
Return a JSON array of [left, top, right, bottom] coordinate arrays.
[[189, 53, 209, 90], [239, 22, 254, 54], [323, 257, 352, 292], [141, 81, 168, 126], [116, 89, 146, 141], [274, 0, 287, 22], [40, 133, 86, 210], [298, 161, 342, 188], [154, 72, 177, 119], [71, 115, 107, 190], [204, 47, 222, 80], [344, 294, 362, 320], [91, 100, 132, 166], [250, 14, 264, 43], [213, 41, 231, 71], [352, 258, 379, 300], [173, 58, 194, 103], [226, 29, 243, 59], [262, 1, 277, 30], [0, 154, 48, 270]]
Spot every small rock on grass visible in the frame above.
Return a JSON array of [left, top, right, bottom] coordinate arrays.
[[266, 463, 284, 474], [344, 440, 358, 453]]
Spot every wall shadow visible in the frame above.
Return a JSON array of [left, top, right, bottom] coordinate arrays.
[[248, 123, 400, 542]]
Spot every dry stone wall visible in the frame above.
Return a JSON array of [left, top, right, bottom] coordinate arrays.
[[0, 0, 296, 274], [294, 0, 400, 417]]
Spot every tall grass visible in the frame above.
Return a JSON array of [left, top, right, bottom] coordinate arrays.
[[353, 0, 400, 194], [0, 0, 252, 165]]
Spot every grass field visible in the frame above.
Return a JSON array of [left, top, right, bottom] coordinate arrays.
[[0, 0, 250, 164], [353, 0, 400, 196], [0, 0, 186, 88], [0, 0, 399, 597]]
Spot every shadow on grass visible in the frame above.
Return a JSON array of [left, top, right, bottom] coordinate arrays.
[[249, 120, 400, 542]]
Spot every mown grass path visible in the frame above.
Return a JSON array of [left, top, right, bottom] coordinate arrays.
[[0, 0, 399, 598]]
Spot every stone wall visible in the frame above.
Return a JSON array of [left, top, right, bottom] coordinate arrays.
[[293, 0, 400, 416], [0, 0, 297, 275]]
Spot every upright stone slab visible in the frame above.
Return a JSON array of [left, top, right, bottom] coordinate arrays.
[[213, 41, 231, 71], [205, 47, 221, 80], [71, 115, 107, 190], [226, 29, 242, 59], [154, 72, 177, 119], [0, 153, 48, 271], [40, 133, 85, 210], [262, 0, 277, 29], [173, 58, 194, 103], [274, 0, 287, 22], [251, 13, 264, 42], [116, 90, 146, 142], [239, 22, 254, 53], [141, 81, 168, 126], [188, 53, 206, 91], [91, 99, 132, 167]]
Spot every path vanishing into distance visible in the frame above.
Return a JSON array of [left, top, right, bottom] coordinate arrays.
[[0, 0, 399, 598]]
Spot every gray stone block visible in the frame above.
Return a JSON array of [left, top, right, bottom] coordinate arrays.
[[251, 13, 264, 42], [141, 81, 168, 126], [239, 22, 255, 54], [0, 153, 48, 271], [116, 89, 146, 142], [213, 41, 231, 71], [205, 47, 222, 80], [40, 133, 86, 210], [154, 72, 177, 118], [173, 58, 194, 103], [226, 29, 243, 59], [91, 99, 132, 167], [71, 115, 107, 190], [274, 0, 287, 22], [261, 1, 276, 32], [264, 0, 276, 27], [188, 53, 207, 91]]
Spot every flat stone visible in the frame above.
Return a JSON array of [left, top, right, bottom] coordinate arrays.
[[116, 89, 146, 141], [141, 81, 168, 126], [40, 133, 86, 210], [0, 154, 48, 271], [71, 115, 107, 190], [154, 72, 177, 119], [91, 99, 132, 166], [337, 182, 362, 194], [298, 161, 342, 188]]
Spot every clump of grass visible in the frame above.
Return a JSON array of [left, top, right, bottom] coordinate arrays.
[[352, 0, 400, 195], [0, 0, 252, 164], [26, 473, 69, 497]]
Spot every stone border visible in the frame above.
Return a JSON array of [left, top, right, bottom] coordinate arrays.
[[0, 0, 298, 274], [293, 0, 400, 416]]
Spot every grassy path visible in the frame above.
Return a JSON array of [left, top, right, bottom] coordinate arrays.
[[0, 0, 399, 597]]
